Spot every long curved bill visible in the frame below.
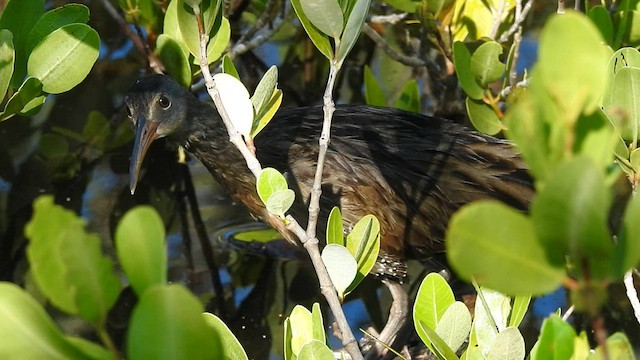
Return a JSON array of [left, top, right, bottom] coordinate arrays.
[[129, 115, 159, 194]]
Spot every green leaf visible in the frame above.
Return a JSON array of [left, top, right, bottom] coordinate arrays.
[[27, 23, 99, 94], [251, 89, 283, 138], [573, 109, 617, 170], [608, 47, 640, 74], [395, 79, 420, 113], [0, 0, 44, 88], [0, 77, 43, 121], [0, 30, 15, 102], [466, 97, 502, 135], [311, 303, 326, 344], [321, 244, 357, 299], [222, 55, 240, 79], [413, 272, 455, 352], [257, 167, 288, 204], [508, 295, 531, 328], [344, 214, 380, 293], [265, 189, 295, 217], [326, 206, 344, 245], [474, 287, 510, 354], [115, 206, 167, 296], [128, 285, 222, 359], [204, 16, 230, 63], [446, 201, 565, 295], [335, 0, 370, 65], [83, 111, 111, 146], [290, 0, 334, 60], [363, 65, 386, 107], [591, 333, 635, 360], [531, 315, 575, 360], [163, 0, 190, 56], [284, 317, 293, 360], [603, 66, 640, 142], [203, 313, 248, 360], [531, 157, 613, 280], [0, 282, 111, 360], [417, 320, 460, 360], [298, 340, 334, 360], [25, 196, 120, 322], [300, 0, 344, 38], [612, 194, 640, 277], [156, 34, 191, 88], [453, 42, 484, 100], [435, 302, 471, 353], [588, 5, 613, 45], [486, 327, 525, 360], [470, 41, 504, 87], [38, 133, 69, 159], [26, 4, 90, 56], [176, 0, 220, 58], [251, 66, 278, 118], [538, 11, 609, 122], [213, 72, 254, 137], [288, 305, 314, 356]]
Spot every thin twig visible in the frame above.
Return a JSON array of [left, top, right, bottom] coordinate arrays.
[[561, 305, 574, 321], [192, 5, 363, 359], [362, 24, 427, 67], [508, 27, 522, 88], [558, 0, 566, 13], [624, 270, 640, 325], [490, 0, 507, 39], [97, 0, 165, 73], [498, 0, 533, 43], [499, 78, 529, 98], [369, 13, 408, 24]]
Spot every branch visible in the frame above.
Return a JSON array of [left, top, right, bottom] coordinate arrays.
[[624, 270, 640, 325], [369, 13, 408, 24], [362, 24, 427, 67], [498, 0, 533, 43], [192, 6, 363, 359], [97, 0, 165, 74], [489, 0, 507, 39]]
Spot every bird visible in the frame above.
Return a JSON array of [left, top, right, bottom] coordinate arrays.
[[125, 74, 533, 356]]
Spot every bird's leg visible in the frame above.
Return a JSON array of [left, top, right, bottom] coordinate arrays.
[[365, 280, 409, 359]]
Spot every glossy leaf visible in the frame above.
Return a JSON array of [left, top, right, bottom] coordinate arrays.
[[474, 288, 510, 355], [435, 302, 471, 353], [128, 285, 222, 359], [612, 194, 640, 277], [344, 214, 380, 292], [603, 66, 640, 142], [608, 47, 640, 75], [588, 5, 613, 45], [27, 23, 100, 94], [115, 206, 167, 296], [222, 55, 240, 79], [0, 283, 109, 360], [265, 189, 295, 217], [363, 65, 386, 107], [326, 206, 344, 245], [156, 34, 191, 88], [538, 12, 609, 122], [531, 157, 613, 280], [486, 327, 525, 360], [321, 244, 357, 299], [25, 4, 90, 55], [163, 0, 189, 56], [311, 303, 326, 344], [453, 42, 484, 100], [252, 66, 279, 115], [289, 305, 314, 356], [0, 30, 15, 102], [213, 73, 254, 137], [0, 0, 44, 87], [257, 168, 288, 204], [203, 313, 248, 360], [0, 77, 43, 121], [176, 0, 220, 58], [395, 79, 420, 113], [298, 340, 334, 360], [252, 89, 283, 138], [414, 272, 455, 352], [290, 0, 333, 60], [300, 0, 344, 38], [466, 97, 502, 135], [451, 0, 513, 41], [336, 0, 370, 65], [204, 16, 230, 64], [446, 201, 565, 295], [530, 315, 575, 360], [25, 196, 120, 322], [508, 295, 531, 328], [417, 320, 459, 360], [471, 41, 504, 87]]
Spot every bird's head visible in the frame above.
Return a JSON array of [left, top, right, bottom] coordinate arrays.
[[124, 74, 191, 194]]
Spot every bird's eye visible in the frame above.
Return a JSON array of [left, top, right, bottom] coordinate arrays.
[[158, 95, 171, 109]]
